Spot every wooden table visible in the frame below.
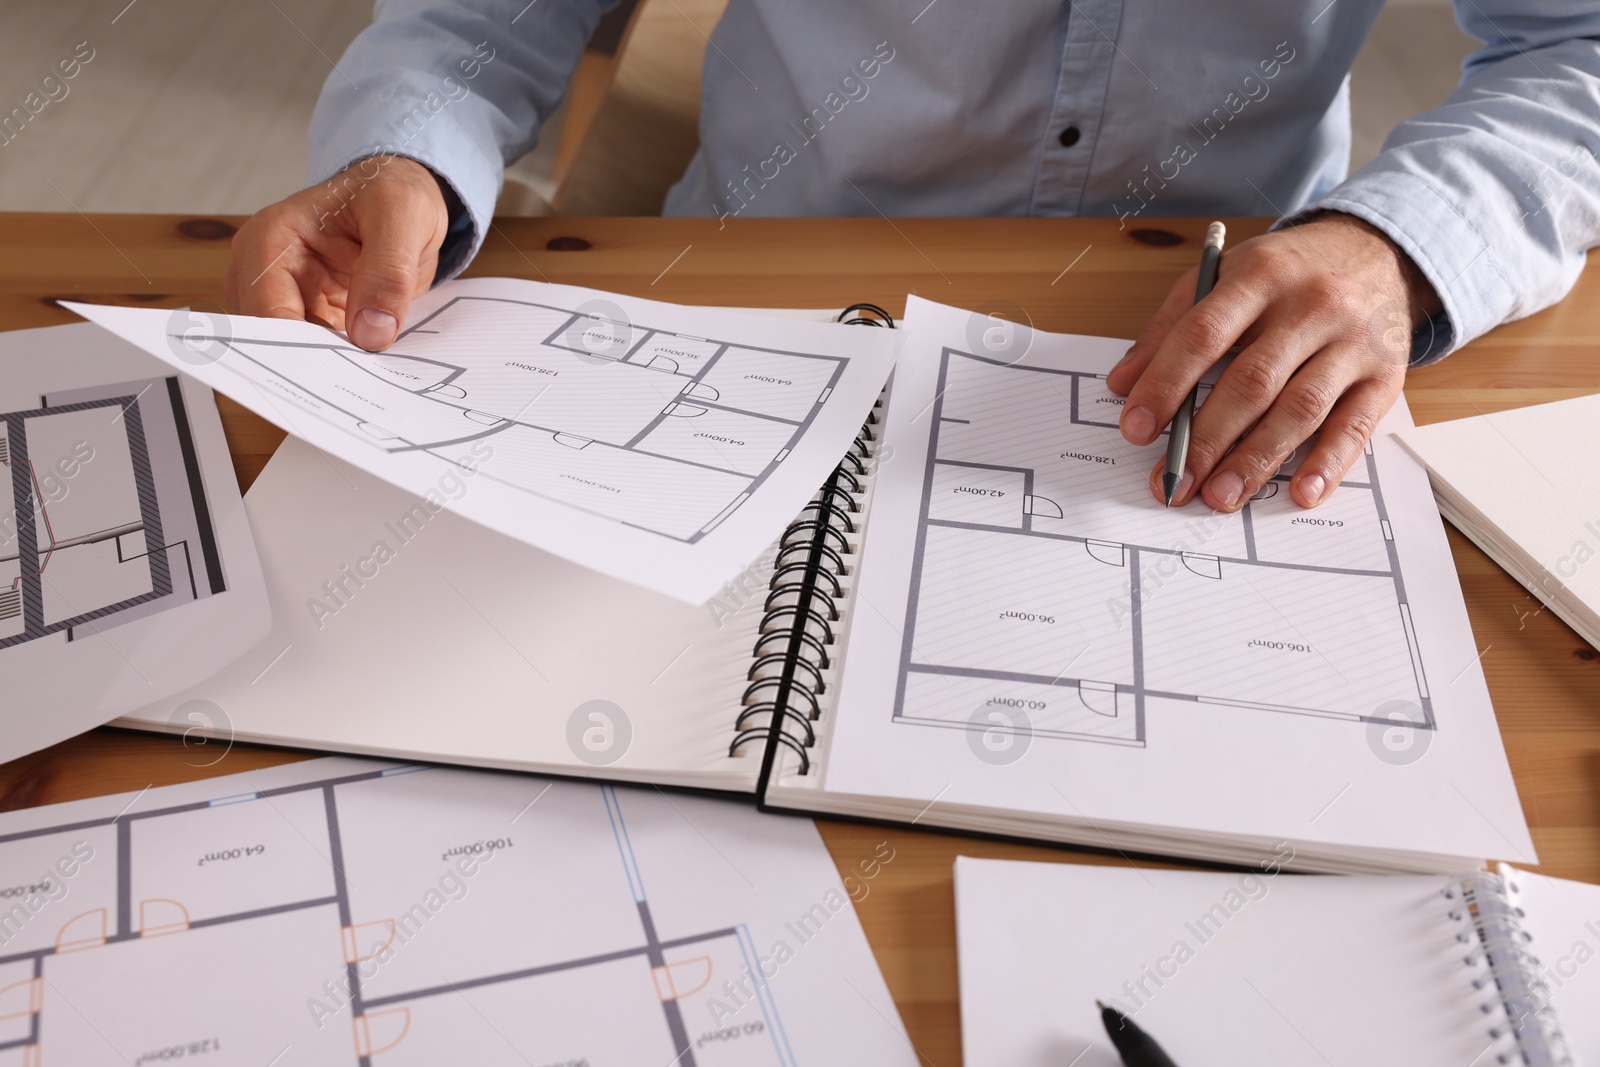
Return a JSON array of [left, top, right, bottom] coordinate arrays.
[[3, 214, 1598, 1065]]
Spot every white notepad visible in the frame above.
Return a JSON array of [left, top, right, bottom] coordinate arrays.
[[955, 856, 1600, 1067], [115, 305, 862, 792], [1397, 393, 1600, 648]]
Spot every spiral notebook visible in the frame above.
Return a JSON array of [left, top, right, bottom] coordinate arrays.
[[116, 304, 893, 793], [955, 856, 1599, 1067], [121, 297, 1531, 875]]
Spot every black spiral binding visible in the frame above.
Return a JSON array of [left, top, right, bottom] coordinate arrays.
[[1444, 873, 1574, 1066], [730, 305, 893, 779]]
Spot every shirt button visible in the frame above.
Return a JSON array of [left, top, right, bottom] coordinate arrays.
[[1058, 126, 1081, 147]]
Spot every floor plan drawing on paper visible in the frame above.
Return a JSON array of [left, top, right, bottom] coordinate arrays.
[[67, 283, 900, 603], [895, 346, 1431, 749], [197, 296, 849, 544], [0, 376, 226, 651], [0, 764, 800, 1066]]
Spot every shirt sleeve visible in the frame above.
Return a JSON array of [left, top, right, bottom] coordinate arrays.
[[1284, 3, 1600, 365], [308, 0, 618, 279]]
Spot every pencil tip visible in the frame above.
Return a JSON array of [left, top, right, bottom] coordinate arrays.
[[1096, 999, 1108, 1011], [1161, 471, 1179, 507]]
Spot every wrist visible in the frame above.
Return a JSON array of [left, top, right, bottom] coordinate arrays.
[[1296, 210, 1443, 327]]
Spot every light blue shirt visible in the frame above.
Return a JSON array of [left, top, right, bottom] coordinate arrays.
[[310, 0, 1600, 363]]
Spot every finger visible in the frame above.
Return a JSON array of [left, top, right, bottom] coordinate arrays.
[[1289, 376, 1401, 508], [1118, 276, 1270, 446], [1164, 318, 1330, 506], [345, 206, 432, 352], [1107, 264, 1199, 396], [228, 214, 308, 319], [233, 251, 304, 321], [301, 270, 353, 333], [1199, 346, 1359, 512]]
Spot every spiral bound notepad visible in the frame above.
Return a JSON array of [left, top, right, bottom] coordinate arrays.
[[732, 385, 883, 784], [115, 304, 897, 795], [119, 297, 1531, 876], [955, 857, 1599, 1067]]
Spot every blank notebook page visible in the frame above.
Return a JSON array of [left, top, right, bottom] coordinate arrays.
[[1398, 393, 1600, 619], [955, 857, 1551, 1067], [1513, 863, 1600, 1058], [118, 437, 762, 788]]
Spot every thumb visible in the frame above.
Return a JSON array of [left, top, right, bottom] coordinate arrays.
[[346, 209, 430, 351]]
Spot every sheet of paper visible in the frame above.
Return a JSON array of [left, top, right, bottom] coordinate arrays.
[[817, 296, 1531, 868], [0, 323, 268, 760], [118, 436, 770, 790], [64, 279, 900, 603], [1397, 393, 1600, 637], [0, 756, 917, 1066], [954, 856, 1546, 1067], [1502, 863, 1600, 1059]]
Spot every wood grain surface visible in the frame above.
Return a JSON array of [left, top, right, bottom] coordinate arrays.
[[2, 213, 1596, 1064]]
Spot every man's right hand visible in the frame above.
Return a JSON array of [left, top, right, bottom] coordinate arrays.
[[223, 155, 450, 351]]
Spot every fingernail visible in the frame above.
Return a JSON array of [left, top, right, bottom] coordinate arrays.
[[1111, 345, 1137, 372], [1300, 473, 1327, 505], [1122, 405, 1156, 443], [1176, 467, 1195, 501], [1210, 470, 1245, 510], [353, 307, 398, 349]]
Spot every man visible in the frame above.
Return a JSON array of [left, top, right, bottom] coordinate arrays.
[[224, 0, 1600, 511]]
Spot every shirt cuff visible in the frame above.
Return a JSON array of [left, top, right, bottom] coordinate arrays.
[[1275, 168, 1509, 366], [430, 167, 474, 283]]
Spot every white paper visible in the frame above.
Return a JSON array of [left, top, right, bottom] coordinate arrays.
[[954, 856, 1587, 1067], [1502, 862, 1600, 1060], [0, 323, 269, 760], [1397, 393, 1600, 639], [118, 436, 771, 790], [64, 279, 900, 603], [0, 756, 917, 1066], [816, 296, 1531, 869]]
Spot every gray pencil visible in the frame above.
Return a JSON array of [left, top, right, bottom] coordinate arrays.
[[1162, 220, 1227, 507]]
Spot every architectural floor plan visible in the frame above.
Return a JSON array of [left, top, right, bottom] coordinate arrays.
[[0, 759, 912, 1066], [67, 281, 900, 602], [799, 298, 1527, 872], [0, 322, 268, 763], [893, 345, 1431, 748], [1, 375, 226, 651], [218, 295, 849, 544]]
